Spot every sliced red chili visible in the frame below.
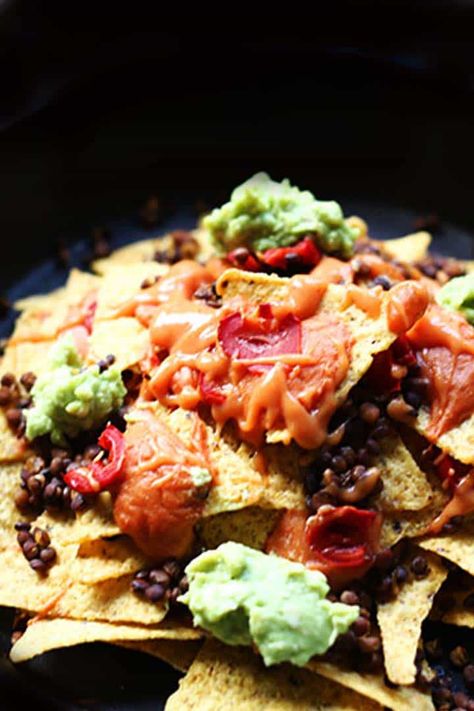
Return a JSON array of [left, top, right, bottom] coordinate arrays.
[[260, 237, 321, 271], [64, 424, 125, 494], [218, 305, 301, 360], [305, 505, 381, 585]]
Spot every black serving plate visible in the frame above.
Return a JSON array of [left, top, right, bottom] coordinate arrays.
[[1, 6, 474, 707]]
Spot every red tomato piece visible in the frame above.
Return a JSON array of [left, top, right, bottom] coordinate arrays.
[[218, 306, 301, 359]]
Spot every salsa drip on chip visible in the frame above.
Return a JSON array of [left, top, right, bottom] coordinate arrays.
[[3, 173, 474, 710]]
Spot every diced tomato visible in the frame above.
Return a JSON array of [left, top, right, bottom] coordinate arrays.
[[218, 305, 301, 359], [113, 409, 209, 559], [305, 505, 381, 586], [261, 237, 321, 271]]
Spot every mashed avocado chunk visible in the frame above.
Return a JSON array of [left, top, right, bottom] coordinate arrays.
[[203, 172, 358, 257], [180, 541, 359, 667], [437, 273, 474, 325], [25, 338, 126, 446]]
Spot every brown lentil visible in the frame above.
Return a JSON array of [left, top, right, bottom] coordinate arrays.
[[131, 559, 188, 606], [15, 522, 57, 574]]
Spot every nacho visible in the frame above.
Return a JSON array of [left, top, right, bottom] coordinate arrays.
[[376, 548, 448, 685], [309, 660, 434, 711], [167, 639, 383, 711], [10, 616, 203, 663], [382, 232, 432, 264], [419, 520, 474, 577]]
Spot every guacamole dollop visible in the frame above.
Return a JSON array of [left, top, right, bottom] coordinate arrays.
[[180, 541, 359, 667], [203, 172, 358, 257], [436, 273, 474, 325], [25, 338, 126, 446]]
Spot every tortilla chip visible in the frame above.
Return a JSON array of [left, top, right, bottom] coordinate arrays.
[[197, 507, 280, 551], [372, 435, 434, 513], [0, 413, 26, 462], [34, 493, 120, 545], [0, 462, 26, 528], [309, 660, 434, 711], [376, 548, 448, 685], [419, 520, 474, 577], [379, 475, 448, 548], [92, 238, 161, 275], [440, 585, 474, 627], [0, 340, 55, 378], [88, 317, 150, 371], [14, 286, 66, 312], [217, 270, 410, 447], [167, 639, 382, 711], [71, 536, 149, 585], [153, 404, 305, 514], [382, 232, 432, 263], [10, 617, 202, 663], [117, 639, 202, 672], [93, 263, 169, 320], [415, 407, 474, 465], [10, 269, 100, 344], [0, 541, 79, 612], [45, 573, 167, 624]]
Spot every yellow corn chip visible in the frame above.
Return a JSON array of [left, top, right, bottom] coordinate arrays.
[[0, 415, 27, 463], [92, 238, 162, 275], [0, 340, 55, 378], [372, 435, 434, 512], [88, 316, 150, 371], [217, 269, 409, 447], [309, 660, 434, 711], [197, 507, 280, 551], [10, 617, 203, 663], [0, 540, 79, 612], [34, 493, 120, 545], [167, 639, 383, 711], [117, 639, 202, 672], [415, 407, 474, 465], [419, 520, 474, 577], [377, 548, 448, 685], [93, 263, 169, 320], [382, 232, 432, 263], [152, 404, 305, 514], [71, 536, 149, 585], [379, 477, 448, 548], [0, 462, 26, 528], [10, 269, 100, 343], [440, 585, 474, 627]]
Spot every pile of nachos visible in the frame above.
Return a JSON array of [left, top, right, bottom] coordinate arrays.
[[2, 173, 474, 710]]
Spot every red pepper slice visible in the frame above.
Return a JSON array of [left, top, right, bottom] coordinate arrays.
[[261, 237, 321, 271], [305, 505, 381, 585], [64, 424, 125, 494], [218, 305, 301, 360]]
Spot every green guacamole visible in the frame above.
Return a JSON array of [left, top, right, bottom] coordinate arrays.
[[180, 541, 359, 667], [203, 172, 358, 257], [436, 273, 474, 325], [25, 338, 126, 446]]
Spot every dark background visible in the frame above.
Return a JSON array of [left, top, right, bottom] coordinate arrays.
[[1, 0, 474, 293], [1, 1, 474, 708]]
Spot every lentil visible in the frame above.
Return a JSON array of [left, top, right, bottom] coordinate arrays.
[[15, 522, 57, 574], [131, 559, 188, 605]]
